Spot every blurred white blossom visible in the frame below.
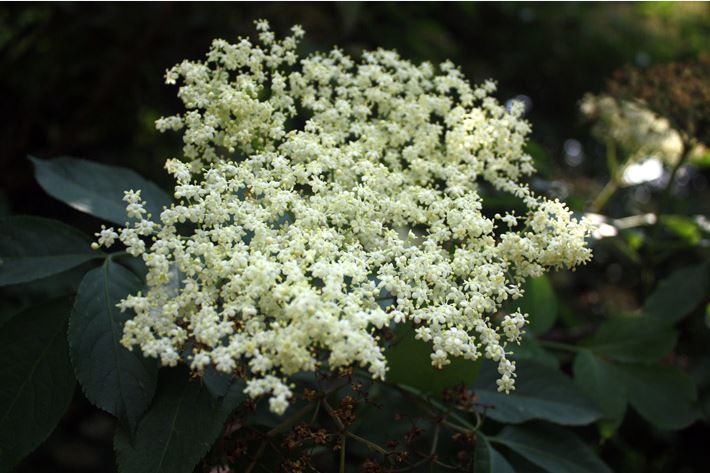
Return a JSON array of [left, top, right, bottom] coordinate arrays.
[[580, 93, 684, 180]]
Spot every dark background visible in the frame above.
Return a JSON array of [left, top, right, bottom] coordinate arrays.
[[1, 3, 709, 472], [3, 3, 708, 220]]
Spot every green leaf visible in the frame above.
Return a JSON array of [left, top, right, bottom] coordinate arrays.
[[386, 324, 481, 397], [645, 263, 709, 324], [0, 299, 76, 472], [30, 156, 171, 226], [69, 260, 157, 431], [0, 216, 103, 286], [690, 149, 710, 167], [494, 423, 612, 473], [616, 363, 698, 430], [115, 368, 245, 473], [660, 215, 702, 245], [516, 275, 558, 335], [572, 350, 627, 424], [473, 360, 601, 425], [586, 316, 677, 363], [203, 366, 233, 399], [114, 254, 148, 280], [475, 434, 515, 473], [511, 333, 559, 369]]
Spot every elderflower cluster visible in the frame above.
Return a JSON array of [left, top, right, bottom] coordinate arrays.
[[97, 21, 592, 414], [580, 94, 684, 166]]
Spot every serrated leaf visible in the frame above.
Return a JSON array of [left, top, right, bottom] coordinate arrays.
[[473, 360, 601, 425], [517, 275, 558, 335], [475, 434, 515, 473], [30, 156, 171, 226], [69, 260, 157, 431], [616, 363, 698, 430], [645, 263, 709, 324], [0, 216, 103, 286], [573, 350, 627, 425], [586, 316, 677, 363], [0, 299, 76, 472], [114, 368, 245, 473], [386, 324, 481, 397], [494, 423, 612, 473]]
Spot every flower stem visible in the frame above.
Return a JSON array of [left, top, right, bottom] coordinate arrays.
[[339, 435, 346, 473], [658, 139, 695, 217]]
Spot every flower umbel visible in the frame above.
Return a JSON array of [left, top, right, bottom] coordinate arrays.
[[97, 21, 592, 414]]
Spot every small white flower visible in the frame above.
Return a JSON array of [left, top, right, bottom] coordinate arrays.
[[97, 21, 592, 413]]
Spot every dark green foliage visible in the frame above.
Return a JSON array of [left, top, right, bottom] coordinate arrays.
[[573, 349, 700, 432], [114, 368, 245, 473], [585, 316, 678, 363], [474, 360, 601, 426], [644, 263, 709, 324], [0, 216, 103, 285], [69, 259, 157, 431], [0, 3, 708, 473], [475, 435, 516, 473], [512, 334, 560, 368], [0, 299, 76, 473], [30, 156, 171, 225], [616, 363, 698, 430], [516, 275, 558, 334], [493, 423, 612, 473], [573, 350, 627, 423], [386, 324, 482, 396]]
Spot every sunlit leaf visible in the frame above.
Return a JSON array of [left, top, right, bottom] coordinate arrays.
[[30, 156, 171, 226]]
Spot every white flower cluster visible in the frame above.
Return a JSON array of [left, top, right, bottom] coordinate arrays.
[[96, 21, 592, 414], [580, 94, 683, 166]]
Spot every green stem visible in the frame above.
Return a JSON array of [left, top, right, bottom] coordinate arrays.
[[589, 179, 620, 214], [606, 138, 620, 180], [244, 442, 268, 473], [245, 402, 317, 473], [346, 431, 389, 455], [590, 140, 623, 213], [322, 399, 345, 430], [429, 424, 440, 456], [309, 399, 321, 425], [391, 383, 477, 431], [339, 435, 346, 473], [658, 140, 695, 217]]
